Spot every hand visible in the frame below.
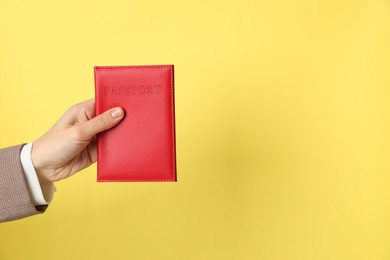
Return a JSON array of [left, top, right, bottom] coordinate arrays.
[[30, 99, 124, 183]]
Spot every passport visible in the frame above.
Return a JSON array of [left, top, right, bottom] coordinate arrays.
[[94, 65, 176, 182]]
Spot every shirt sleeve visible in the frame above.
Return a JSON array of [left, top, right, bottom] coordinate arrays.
[[20, 142, 56, 205]]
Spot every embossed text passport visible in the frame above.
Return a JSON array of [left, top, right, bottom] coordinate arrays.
[[94, 65, 176, 182]]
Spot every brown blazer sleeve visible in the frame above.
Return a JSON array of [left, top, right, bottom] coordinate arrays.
[[0, 144, 47, 223]]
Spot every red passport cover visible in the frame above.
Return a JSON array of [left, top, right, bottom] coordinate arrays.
[[94, 65, 176, 182]]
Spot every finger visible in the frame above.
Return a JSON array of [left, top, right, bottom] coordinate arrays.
[[77, 107, 125, 140], [88, 140, 97, 163], [80, 99, 96, 120], [57, 99, 96, 126]]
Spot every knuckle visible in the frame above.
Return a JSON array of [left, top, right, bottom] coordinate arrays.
[[67, 104, 79, 115], [70, 126, 84, 140], [95, 115, 109, 127]]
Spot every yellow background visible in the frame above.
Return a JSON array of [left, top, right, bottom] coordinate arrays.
[[1, 0, 390, 259]]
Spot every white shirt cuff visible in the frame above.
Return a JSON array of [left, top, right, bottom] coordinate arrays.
[[20, 142, 56, 205]]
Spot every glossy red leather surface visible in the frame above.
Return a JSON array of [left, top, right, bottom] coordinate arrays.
[[94, 65, 176, 182]]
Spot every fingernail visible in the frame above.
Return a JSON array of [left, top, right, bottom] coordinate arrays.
[[110, 108, 123, 118]]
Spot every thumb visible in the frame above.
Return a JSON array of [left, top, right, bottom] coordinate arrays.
[[78, 107, 124, 140]]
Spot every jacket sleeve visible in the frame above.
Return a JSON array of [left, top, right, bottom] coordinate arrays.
[[0, 144, 47, 223]]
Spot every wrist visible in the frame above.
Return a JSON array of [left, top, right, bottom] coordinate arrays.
[[31, 140, 51, 183], [20, 142, 54, 205]]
